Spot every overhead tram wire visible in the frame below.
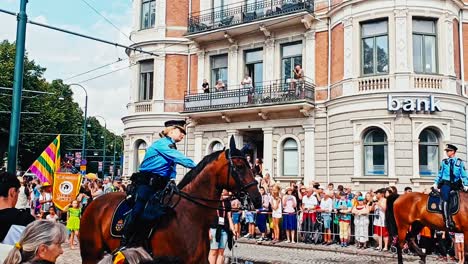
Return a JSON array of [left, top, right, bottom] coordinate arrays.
[[79, 0, 134, 43], [0, 7, 158, 57], [63, 58, 126, 81]]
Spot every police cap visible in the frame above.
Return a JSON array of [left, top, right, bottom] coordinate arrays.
[[164, 120, 186, 135], [444, 144, 458, 152]]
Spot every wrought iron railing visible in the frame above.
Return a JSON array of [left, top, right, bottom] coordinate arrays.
[[187, 0, 314, 34], [183, 79, 315, 112]]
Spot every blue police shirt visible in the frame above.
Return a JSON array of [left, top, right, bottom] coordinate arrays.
[[139, 137, 196, 179], [434, 157, 468, 186]]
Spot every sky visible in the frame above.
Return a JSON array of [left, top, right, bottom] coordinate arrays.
[[0, 0, 134, 134]]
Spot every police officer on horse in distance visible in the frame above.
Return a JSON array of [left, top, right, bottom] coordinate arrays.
[[120, 120, 197, 248], [432, 144, 468, 230]]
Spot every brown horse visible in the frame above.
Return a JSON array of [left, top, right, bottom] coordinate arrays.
[[79, 137, 262, 264], [386, 192, 468, 264]]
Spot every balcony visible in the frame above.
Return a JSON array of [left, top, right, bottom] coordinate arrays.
[[187, 0, 314, 37], [183, 78, 315, 113]]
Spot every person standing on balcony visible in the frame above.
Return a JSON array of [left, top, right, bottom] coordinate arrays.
[[292, 65, 304, 97], [215, 79, 226, 92], [241, 73, 254, 103], [202, 79, 210, 93]]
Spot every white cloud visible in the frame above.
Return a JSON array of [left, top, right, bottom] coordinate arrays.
[[0, 6, 133, 135]]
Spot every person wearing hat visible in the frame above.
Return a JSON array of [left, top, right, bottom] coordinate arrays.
[[121, 120, 196, 248], [433, 144, 468, 230], [39, 182, 53, 219]]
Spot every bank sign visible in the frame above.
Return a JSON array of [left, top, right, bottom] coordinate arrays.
[[387, 94, 442, 112]]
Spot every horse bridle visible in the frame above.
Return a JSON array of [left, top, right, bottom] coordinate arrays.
[[172, 149, 258, 210]]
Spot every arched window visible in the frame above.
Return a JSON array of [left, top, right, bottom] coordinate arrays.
[[136, 141, 147, 170], [363, 128, 387, 175], [282, 138, 298, 176], [419, 129, 439, 176], [209, 141, 224, 154]]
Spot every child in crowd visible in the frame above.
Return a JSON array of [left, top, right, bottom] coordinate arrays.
[[270, 184, 282, 243], [334, 192, 352, 247], [352, 196, 369, 249], [256, 186, 270, 242], [243, 210, 256, 239], [318, 190, 333, 245], [282, 187, 297, 243], [46, 207, 59, 222], [231, 197, 241, 239], [454, 232, 464, 264], [64, 200, 81, 249]]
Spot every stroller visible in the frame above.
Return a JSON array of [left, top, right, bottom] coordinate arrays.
[[311, 213, 324, 244], [301, 211, 323, 244]]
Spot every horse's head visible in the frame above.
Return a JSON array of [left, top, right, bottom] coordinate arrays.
[[217, 136, 262, 209]]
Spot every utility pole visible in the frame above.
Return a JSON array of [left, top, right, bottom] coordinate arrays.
[[7, 0, 28, 174], [112, 136, 117, 180]]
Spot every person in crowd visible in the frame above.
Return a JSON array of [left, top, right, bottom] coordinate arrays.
[[337, 185, 344, 193], [0, 172, 35, 244], [334, 192, 352, 247], [433, 144, 468, 230], [253, 158, 263, 178], [208, 190, 235, 264], [298, 185, 307, 203], [282, 187, 297, 243], [388, 186, 398, 195], [45, 207, 58, 222], [39, 183, 53, 219], [256, 187, 270, 242], [418, 226, 434, 255], [89, 181, 104, 199], [3, 220, 67, 264], [15, 177, 30, 210], [245, 155, 254, 171], [63, 200, 81, 250], [103, 177, 112, 192], [301, 187, 318, 232], [270, 185, 282, 243], [454, 232, 464, 264], [243, 208, 256, 239], [202, 79, 210, 93], [290, 181, 301, 209], [352, 196, 369, 249], [318, 190, 333, 245], [261, 173, 274, 194], [30, 180, 41, 216], [230, 197, 241, 240], [215, 79, 226, 92], [404, 186, 413, 193], [372, 188, 389, 251]]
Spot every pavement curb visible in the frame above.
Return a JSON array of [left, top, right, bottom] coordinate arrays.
[[235, 238, 435, 261]]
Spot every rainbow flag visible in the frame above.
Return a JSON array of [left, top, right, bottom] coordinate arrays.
[[29, 135, 61, 184]]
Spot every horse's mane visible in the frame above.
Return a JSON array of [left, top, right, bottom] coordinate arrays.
[[177, 150, 225, 189]]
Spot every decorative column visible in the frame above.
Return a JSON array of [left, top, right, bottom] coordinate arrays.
[[263, 128, 274, 178], [303, 125, 315, 184], [194, 131, 204, 163], [394, 9, 409, 73], [412, 139, 419, 179], [197, 49, 205, 93], [228, 45, 239, 88], [154, 54, 166, 112], [227, 129, 243, 148], [264, 38, 275, 82], [388, 139, 396, 178], [303, 31, 315, 81], [443, 12, 456, 77], [342, 17, 354, 95]]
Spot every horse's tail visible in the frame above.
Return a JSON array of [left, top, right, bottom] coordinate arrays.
[[385, 193, 400, 237]]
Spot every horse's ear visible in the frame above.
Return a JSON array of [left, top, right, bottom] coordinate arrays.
[[229, 135, 236, 151]]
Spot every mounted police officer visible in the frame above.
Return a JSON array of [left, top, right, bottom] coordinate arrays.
[[433, 144, 468, 230], [121, 120, 197, 248]]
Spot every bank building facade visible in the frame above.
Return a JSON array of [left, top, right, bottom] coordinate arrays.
[[122, 0, 468, 192]]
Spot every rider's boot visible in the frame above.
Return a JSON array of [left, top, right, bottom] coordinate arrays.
[[120, 215, 137, 248], [442, 201, 454, 230]]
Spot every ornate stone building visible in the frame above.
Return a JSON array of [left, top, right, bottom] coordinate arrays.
[[123, 0, 468, 192]]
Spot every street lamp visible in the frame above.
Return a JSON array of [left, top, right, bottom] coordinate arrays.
[[68, 84, 88, 173], [95, 115, 106, 177]]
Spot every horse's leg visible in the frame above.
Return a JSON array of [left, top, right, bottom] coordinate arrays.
[[80, 224, 105, 264], [407, 222, 426, 264], [396, 224, 409, 264]]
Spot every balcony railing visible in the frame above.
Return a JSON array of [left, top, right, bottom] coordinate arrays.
[[188, 0, 314, 34], [183, 79, 315, 112]]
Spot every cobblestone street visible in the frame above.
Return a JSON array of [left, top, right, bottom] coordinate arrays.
[[57, 239, 452, 264]]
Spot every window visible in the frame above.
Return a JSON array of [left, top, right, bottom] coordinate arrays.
[[141, 0, 156, 29], [209, 141, 224, 154], [419, 129, 439, 176], [413, 19, 437, 74], [211, 55, 228, 89], [282, 138, 298, 176], [281, 42, 302, 82], [361, 20, 389, 75], [245, 49, 263, 89], [212, 0, 225, 24], [136, 141, 147, 170], [363, 128, 387, 175], [139, 60, 154, 101]]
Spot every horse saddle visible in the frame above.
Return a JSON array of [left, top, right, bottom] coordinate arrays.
[[427, 191, 460, 215], [110, 199, 132, 238]]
